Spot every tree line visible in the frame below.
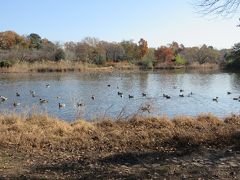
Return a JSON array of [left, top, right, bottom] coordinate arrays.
[[0, 30, 239, 69]]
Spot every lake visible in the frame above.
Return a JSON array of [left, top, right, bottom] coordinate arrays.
[[0, 70, 240, 121]]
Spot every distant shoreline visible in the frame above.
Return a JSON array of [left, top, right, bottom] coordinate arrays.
[[0, 61, 220, 73]]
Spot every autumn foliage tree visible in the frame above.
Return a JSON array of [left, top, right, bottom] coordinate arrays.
[[121, 40, 139, 60], [138, 38, 148, 58], [0, 31, 65, 63], [0, 30, 229, 67], [169, 41, 184, 55], [0, 31, 25, 49], [154, 46, 175, 64]]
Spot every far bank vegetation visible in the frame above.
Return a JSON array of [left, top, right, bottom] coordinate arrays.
[[0, 30, 238, 72]]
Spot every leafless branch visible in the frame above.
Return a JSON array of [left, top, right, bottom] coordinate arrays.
[[196, 0, 240, 16]]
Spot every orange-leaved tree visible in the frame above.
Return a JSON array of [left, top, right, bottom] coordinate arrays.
[[154, 46, 175, 64], [138, 38, 148, 59]]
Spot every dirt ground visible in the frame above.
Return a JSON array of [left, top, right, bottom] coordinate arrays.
[[0, 145, 240, 179]]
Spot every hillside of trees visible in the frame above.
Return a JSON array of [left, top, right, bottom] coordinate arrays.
[[0, 30, 238, 69]]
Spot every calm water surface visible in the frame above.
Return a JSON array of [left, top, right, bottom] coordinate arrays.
[[0, 70, 240, 121]]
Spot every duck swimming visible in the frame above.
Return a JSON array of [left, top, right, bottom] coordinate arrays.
[[179, 94, 184, 97], [128, 95, 134, 99], [212, 97, 218, 102], [141, 104, 151, 113], [77, 102, 85, 107], [118, 92, 123, 96], [0, 96, 7, 102], [59, 103, 65, 108], [163, 94, 171, 99], [39, 99, 48, 104], [13, 102, 20, 107]]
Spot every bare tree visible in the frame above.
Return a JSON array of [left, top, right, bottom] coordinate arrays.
[[196, 0, 240, 16]]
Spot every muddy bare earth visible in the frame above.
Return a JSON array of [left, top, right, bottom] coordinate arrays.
[[0, 145, 240, 179]]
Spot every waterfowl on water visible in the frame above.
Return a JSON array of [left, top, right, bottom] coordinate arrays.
[[163, 94, 171, 99], [13, 102, 20, 107], [166, 95, 171, 99], [212, 97, 218, 102], [39, 99, 48, 104], [30, 90, 36, 97], [30, 90, 35, 94], [91, 95, 95, 100], [142, 93, 147, 97], [16, 92, 20, 97], [128, 95, 134, 99], [179, 94, 184, 97], [227, 92, 232, 95], [0, 96, 7, 101], [118, 92, 123, 96], [141, 104, 151, 113], [59, 103, 65, 108], [77, 102, 85, 107], [46, 84, 50, 88], [107, 84, 111, 87], [233, 97, 239, 101], [180, 89, 184, 92]]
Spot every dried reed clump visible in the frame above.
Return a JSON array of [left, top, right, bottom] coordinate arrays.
[[188, 62, 219, 69], [0, 61, 115, 73], [224, 114, 240, 125], [0, 113, 240, 154]]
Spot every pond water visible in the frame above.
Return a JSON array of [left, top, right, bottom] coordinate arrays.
[[0, 70, 240, 121]]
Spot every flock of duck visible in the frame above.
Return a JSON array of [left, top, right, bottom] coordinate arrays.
[[0, 83, 149, 110], [0, 83, 239, 113], [0, 84, 68, 109], [212, 91, 240, 103]]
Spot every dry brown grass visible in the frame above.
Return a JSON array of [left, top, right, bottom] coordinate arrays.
[[0, 61, 220, 74], [0, 113, 240, 154], [188, 62, 219, 69], [0, 61, 115, 73], [106, 61, 139, 70]]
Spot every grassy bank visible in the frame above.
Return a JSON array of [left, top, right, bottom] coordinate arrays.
[[151, 62, 220, 70], [1, 113, 240, 178], [1, 113, 240, 153], [0, 61, 221, 73], [0, 61, 140, 73]]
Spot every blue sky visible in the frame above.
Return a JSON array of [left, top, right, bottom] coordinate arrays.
[[0, 0, 239, 49]]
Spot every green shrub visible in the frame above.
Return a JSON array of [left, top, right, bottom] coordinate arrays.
[[138, 59, 153, 69], [0, 60, 14, 68], [226, 59, 240, 69], [175, 55, 187, 65], [94, 56, 106, 65], [138, 49, 155, 69]]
